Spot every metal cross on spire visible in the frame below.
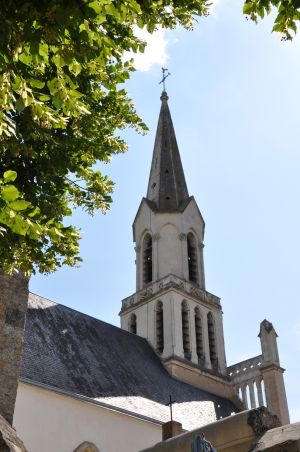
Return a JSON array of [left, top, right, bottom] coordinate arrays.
[[159, 67, 171, 91], [166, 394, 176, 421]]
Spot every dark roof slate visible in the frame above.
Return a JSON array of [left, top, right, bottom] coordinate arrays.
[[21, 293, 236, 422]]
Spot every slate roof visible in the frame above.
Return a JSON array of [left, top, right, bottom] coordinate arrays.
[[146, 91, 190, 212], [21, 293, 237, 430]]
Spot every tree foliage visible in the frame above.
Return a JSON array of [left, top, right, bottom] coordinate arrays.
[[0, 0, 210, 275], [243, 0, 300, 40]]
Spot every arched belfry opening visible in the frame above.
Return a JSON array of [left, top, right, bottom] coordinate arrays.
[[182, 301, 191, 360], [156, 301, 164, 354], [195, 307, 204, 365], [129, 313, 137, 335], [207, 312, 218, 369], [143, 233, 152, 285], [187, 233, 198, 284]]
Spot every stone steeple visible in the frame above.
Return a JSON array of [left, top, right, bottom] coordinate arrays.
[[121, 90, 228, 388], [146, 91, 189, 212], [120, 89, 290, 425]]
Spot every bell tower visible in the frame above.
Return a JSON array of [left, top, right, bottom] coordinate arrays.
[[120, 91, 234, 400]]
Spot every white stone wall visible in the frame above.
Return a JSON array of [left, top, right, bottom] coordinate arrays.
[[13, 382, 161, 452], [133, 199, 205, 291], [123, 197, 227, 376], [121, 290, 227, 375]]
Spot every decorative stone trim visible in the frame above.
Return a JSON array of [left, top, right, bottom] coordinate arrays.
[[178, 233, 187, 241], [159, 276, 184, 290], [138, 287, 153, 301], [153, 233, 160, 241], [134, 245, 141, 253], [121, 275, 221, 313]]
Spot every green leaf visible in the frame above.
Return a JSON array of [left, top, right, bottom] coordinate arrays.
[[39, 43, 48, 58], [69, 61, 82, 76], [243, 2, 253, 15], [1, 185, 20, 202], [88, 1, 102, 14], [19, 52, 32, 66], [9, 200, 32, 211], [3, 170, 17, 183], [30, 79, 45, 89], [38, 95, 51, 101]]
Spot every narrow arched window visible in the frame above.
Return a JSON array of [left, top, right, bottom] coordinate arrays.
[[187, 233, 198, 284], [156, 301, 164, 354], [129, 313, 137, 334], [207, 312, 218, 369], [182, 301, 191, 360], [195, 307, 204, 365], [143, 233, 152, 285]]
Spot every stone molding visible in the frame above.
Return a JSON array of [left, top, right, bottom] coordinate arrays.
[[120, 274, 221, 313]]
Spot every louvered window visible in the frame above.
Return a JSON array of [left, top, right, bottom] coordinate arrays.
[[156, 301, 164, 354], [182, 301, 191, 360], [143, 234, 152, 285], [187, 233, 198, 284], [129, 313, 137, 334], [195, 307, 204, 365], [207, 312, 218, 369]]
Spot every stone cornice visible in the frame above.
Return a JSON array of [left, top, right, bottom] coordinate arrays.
[[120, 274, 221, 314], [260, 363, 286, 373], [163, 356, 231, 383]]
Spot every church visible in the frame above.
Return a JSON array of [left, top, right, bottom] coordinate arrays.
[[12, 90, 290, 451]]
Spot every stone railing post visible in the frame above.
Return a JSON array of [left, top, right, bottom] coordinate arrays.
[[256, 377, 264, 407], [249, 381, 256, 408]]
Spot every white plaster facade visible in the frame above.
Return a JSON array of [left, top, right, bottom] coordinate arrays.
[[14, 381, 162, 452]]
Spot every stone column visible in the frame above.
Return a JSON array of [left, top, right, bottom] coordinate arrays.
[[249, 381, 256, 409], [202, 310, 211, 369], [256, 377, 264, 407], [261, 364, 290, 425], [189, 306, 198, 364], [241, 384, 248, 409], [135, 245, 141, 291], [0, 272, 29, 425], [198, 242, 205, 289]]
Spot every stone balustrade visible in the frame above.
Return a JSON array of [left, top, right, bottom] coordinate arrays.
[[227, 355, 266, 410], [121, 274, 220, 313]]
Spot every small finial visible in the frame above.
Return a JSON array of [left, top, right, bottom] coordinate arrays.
[[159, 67, 171, 95]]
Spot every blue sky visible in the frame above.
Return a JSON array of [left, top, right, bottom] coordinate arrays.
[[31, 1, 300, 422]]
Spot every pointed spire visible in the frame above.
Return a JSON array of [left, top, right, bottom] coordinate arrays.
[[146, 91, 189, 212]]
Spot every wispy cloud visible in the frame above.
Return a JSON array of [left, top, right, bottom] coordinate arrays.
[[124, 27, 168, 72]]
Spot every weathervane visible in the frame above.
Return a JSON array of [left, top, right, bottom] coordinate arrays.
[[159, 67, 171, 91], [166, 394, 176, 421]]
